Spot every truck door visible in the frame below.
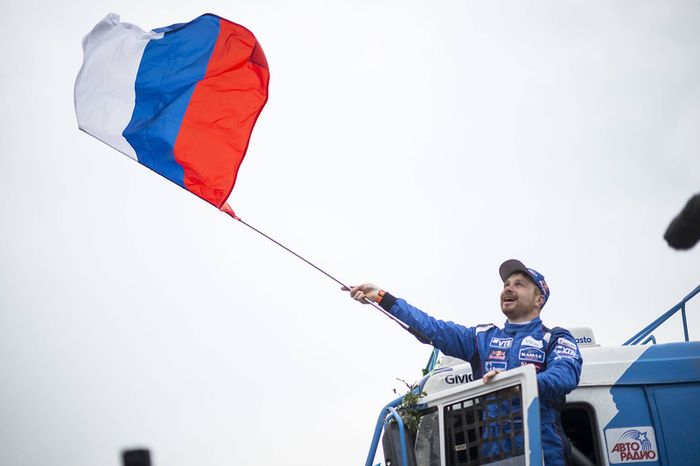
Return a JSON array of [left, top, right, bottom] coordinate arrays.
[[437, 364, 542, 466]]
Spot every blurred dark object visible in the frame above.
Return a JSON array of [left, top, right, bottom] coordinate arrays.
[[122, 448, 151, 466], [664, 193, 700, 250]]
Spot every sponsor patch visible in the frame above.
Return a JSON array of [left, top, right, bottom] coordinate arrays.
[[489, 337, 513, 349], [485, 361, 507, 372], [488, 350, 507, 360], [605, 426, 658, 463], [553, 345, 577, 359], [557, 337, 577, 350], [518, 347, 545, 363], [521, 336, 543, 349], [475, 324, 496, 334]]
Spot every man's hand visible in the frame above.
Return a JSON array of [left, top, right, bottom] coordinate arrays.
[[482, 370, 502, 384], [342, 283, 380, 303]]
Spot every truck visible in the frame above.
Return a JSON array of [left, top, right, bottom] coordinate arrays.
[[365, 285, 700, 466]]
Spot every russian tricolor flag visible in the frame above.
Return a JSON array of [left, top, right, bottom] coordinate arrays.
[[75, 13, 270, 208]]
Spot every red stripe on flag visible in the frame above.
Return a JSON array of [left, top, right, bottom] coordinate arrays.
[[174, 18, 270, 208]]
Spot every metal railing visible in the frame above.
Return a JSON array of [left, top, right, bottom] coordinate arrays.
[[423, 348, 440, 375], [365, 396, 406, 466], [623, 284, 700, 345]]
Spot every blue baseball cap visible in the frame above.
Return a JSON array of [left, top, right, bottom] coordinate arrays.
[[499, 259, 550, 307]]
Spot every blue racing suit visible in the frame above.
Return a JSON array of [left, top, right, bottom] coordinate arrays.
[[378, 293, 583, 466]]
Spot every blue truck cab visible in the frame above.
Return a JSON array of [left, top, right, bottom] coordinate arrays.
[[366, 285, 700, 466]]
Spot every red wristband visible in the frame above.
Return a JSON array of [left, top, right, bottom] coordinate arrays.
[[375, 289, 386, 303]]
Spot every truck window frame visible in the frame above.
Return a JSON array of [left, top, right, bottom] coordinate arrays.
[[561, 401, 603, 465]]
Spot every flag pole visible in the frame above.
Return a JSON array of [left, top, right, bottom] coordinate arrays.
[[220, 204, 420, 335]]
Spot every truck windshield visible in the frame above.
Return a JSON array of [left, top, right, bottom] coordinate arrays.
[[415, 409, 440, 466]]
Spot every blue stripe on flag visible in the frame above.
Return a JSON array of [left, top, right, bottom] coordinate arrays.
[[123, 15, 220, 187]]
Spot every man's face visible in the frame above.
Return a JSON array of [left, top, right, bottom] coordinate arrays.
[[500, 272, 542, 321]]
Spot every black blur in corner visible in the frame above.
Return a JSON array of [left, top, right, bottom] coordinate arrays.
[[122, 449, 151, 466], [664, 193, 700, 250]]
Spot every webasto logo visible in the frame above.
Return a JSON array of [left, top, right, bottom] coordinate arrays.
[[575, 336, 593, 344]]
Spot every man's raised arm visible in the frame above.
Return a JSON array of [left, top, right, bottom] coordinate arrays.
[[346, 284, 479, 362]]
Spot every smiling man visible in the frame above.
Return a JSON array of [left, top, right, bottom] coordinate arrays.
[[348, 259, 582, 466]]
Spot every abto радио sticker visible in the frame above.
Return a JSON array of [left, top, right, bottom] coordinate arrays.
[[605, 426, 658, 463]]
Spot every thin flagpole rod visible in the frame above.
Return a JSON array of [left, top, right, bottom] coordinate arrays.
[[222, 207, 412, 332], [236, 216, 348, 288]]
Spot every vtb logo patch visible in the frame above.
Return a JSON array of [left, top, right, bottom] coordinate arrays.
[[489, 337, 513, 349]]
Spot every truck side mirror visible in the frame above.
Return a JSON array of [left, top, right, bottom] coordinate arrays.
[[382, 419, 418, 466]]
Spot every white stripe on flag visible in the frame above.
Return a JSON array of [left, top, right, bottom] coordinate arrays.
[[74, 14, 163, 160]]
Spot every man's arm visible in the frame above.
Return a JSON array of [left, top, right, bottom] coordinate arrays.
[[347, 284, 479, 361], [538, 331, 583, 400]]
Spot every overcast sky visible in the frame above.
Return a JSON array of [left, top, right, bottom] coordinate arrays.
[[1, 1, 699, 465]]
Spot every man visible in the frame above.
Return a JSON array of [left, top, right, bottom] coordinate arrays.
[[348, 259, 582, 466]]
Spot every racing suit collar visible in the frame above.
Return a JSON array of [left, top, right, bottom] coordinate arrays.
[[503, 316, 542, 335]]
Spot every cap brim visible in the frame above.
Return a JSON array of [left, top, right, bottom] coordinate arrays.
[[499, 259, 529, 282]]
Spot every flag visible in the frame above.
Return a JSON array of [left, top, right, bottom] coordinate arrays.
[[74, 13, 270, 209]]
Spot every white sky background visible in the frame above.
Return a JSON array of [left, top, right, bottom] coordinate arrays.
[[1, 1, 699, 465]]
